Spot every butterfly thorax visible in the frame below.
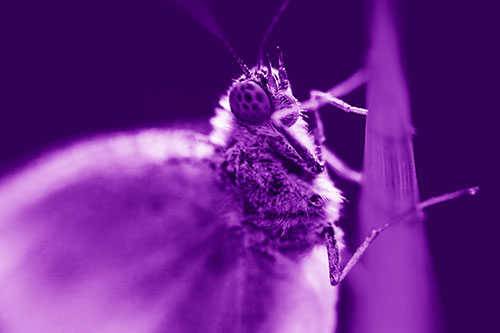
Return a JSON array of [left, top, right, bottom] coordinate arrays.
[[212, 120, 331, 255]]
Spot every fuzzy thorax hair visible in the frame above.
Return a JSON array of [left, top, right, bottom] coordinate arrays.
[[209, 92, 345, 254]]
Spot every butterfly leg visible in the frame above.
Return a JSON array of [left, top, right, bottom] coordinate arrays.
[[271, 68, 369, 124], [271, 106, 362, 181], [307, 69, 368, 182], [270, 68, 368, 176], [323, 146, 362, 183], [335, 186, 479, 284], [310, 90, 368, 116], [270, 122, 325, 174], [309, 68, 369, 115], [323, 68, 369, 98], [306, 103, 362, 183], [323, 225, 341, 286]]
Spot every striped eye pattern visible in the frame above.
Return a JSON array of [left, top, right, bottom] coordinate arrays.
[[229, 80, 272, 124]]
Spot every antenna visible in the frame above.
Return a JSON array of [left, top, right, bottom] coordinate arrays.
[[170, 0, 250, 77], [225, 42, 251, 77], [258, 0, 292, 65]]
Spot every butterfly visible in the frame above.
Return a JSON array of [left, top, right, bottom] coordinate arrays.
[[0, 1, 477, 333]]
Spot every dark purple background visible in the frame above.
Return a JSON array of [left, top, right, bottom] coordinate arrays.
[[1, 0, 498, 332]]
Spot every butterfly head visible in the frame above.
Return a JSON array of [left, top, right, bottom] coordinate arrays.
[[228, 49, 299, 126]]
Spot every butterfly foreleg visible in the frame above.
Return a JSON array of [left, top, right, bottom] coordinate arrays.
[[335, 186, 479, 285], [310, 90, 368, 116], [270, 123, 325, 175], [323, 225, 341, 286], [323, 146, 363, 183], [304, 97, 362, 183], [324, 68, 369, 98], [272, 68, 369, 124]]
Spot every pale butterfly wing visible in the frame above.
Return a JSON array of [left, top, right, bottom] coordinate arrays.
[[0, 129, 336, 333]]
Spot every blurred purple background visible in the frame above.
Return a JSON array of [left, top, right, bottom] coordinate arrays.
[[1, 0, 498, 332]]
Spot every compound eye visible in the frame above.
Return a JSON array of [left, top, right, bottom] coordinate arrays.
[[229, 81, 272, 124]]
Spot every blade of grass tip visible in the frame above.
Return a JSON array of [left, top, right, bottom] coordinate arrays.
[[348, 1, 441, 333]]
